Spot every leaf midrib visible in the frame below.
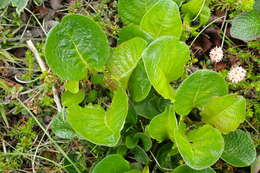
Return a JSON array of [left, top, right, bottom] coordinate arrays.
[[72, 42, 89, 68]]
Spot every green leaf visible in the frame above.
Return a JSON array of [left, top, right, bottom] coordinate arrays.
[[45, 14, 110, 80], [201, 94, 246, 134], [118, 25, 153, 44], [126, 103, 138, 125], [254, 0, 260, 12], [172, 0, 183, 6], [181, 0, 211, 28], [174, 125, 224, 170], [118, 0, 157, 25], [175, 70, 228, 116], [61, 90, 85, 107], [181, 0, 210, 16], [129, 62, 151, 102], [51, 111, 78, 139], [142, 36, 190, 101], [142, 166, 149, 173], [221, 129, 256, 167], [107, 38, 148, 88], [125, 133, 152, 151], [133, 91, 170, 119], [132, 146, 151, 164], [0, 0, 10, 9], [67, 88, 128, 146], [230, 10, 260, 41], [11, 0, 28, 14], [155, 143, 180, 169], [140, 0, 182, 39], [125, 170, 142, 173], [65, 80, 79, 94], [199, 6, 211, 26], [147, 106, 177, 142], [172, 165, 216, 173], [92, 154, 130, 173], [64, 153, 86, 173]]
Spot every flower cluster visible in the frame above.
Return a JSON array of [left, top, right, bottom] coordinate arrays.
[[209, 46, 223, 63], [228, 66, 247, 83]]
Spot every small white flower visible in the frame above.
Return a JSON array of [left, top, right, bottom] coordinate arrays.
[[209, 46, 223, 63], [228, 66, 247, 83]]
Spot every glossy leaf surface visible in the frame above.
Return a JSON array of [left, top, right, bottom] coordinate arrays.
[[92, 154, 130, 173], [133, 91, 170, 119], [118, 25, 153, 44], [118, 0, 157, 25], [107, 38, 147, 88], [174, 125, 224, 170], [142, 36, 190, 101], [61, 90, 85, 107], [172, 165, 216, 173], [45, 14, 109, 80], [175, 70, 228, 116], [201, 94, 246, 134], [129, 62, 151, 102], [221, 130, 256, 167], [147, 106, 177, 142], [67, 88, 128, 146], [140, 0, 182, 39], [65, 80, 79, 94], [51, 111, 77, 139]]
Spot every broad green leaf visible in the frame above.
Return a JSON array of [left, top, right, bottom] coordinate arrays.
[[118, 25, 153, 44], [254, 0, 260, 12], [134, 91, 170, 119], [11, 0, 28, 14], [125, 133, 152, 151], [174, 125, 224, 170], [61, 90, 85, 107], [201, 94, 246, 134], [118, 0, 157, 25], [51, 111, 77, 139], [65, 80, 79, 94], [181, 0, 210, 16], [181, 0, 211, 28], [0, 0, 10, 9], [147, 106, 177, 142], [142, 166, 149, 173], [107, 38, 147, 88], [172, 165, 215, 173], [126, 103, 138, 125], [92, 154, 130, 173], [172, 0, 183, 6], [129, 62, 151, 102], [199, 6, 211, 26], [125, 170, 142, 173], [132, 146, 151, 164], [155, 143, 180, 169], [142, 36, 190, 101], [230, 10, 260, 41], [67, 88, 128, 146], [140, 0, 182, 39], [221, 130, 256, 167], [175, 70, 228, 116], [45, 14, 109, 80]]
